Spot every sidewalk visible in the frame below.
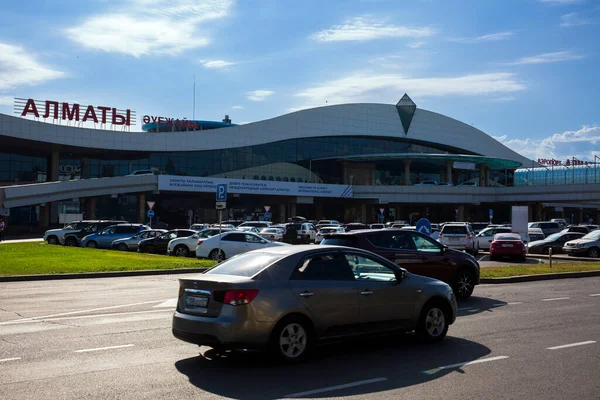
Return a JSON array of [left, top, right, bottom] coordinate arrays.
[[0, 238, 44, 244]]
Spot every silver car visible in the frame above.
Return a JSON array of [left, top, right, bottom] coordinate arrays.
[[172, 245, 457, 362], [110, 229, 167, 251]]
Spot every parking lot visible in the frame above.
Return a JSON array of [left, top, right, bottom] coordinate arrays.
[[1, 275, 598, 399]]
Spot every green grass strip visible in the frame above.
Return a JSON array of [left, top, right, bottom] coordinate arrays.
[[0, 242, 215, 276], [481, 263, 600, 278]]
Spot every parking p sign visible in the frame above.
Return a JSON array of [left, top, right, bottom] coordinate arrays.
[[216, 183, 227, 201]]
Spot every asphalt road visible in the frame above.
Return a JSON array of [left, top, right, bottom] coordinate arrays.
[[1, 275, 598, 400]]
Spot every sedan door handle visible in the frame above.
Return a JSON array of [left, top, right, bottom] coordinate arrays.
[[298, 291, 314, 298], [360, 290, 374, 296]]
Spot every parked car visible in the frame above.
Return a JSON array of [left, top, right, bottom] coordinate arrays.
[[211, 224, 235, 229], [320, 229, 480, 299], [527, 222, 561, 237], [284, 222, 317, 244], [168, 228, 237, 257], [528, 232, 586, 254], [62, 220, 124, 247], [563, 230, 600, 258], [258, 227, 284, 242], [437, 182, 453, 186], [470, 222, 489, 235], [439, 223, 479, 255], [369, 224, 385, 229], [195, 231, 287, 260], [315, 226, 345, 243], [139, 229, 197, 254], [315, 220, 341, 230], [385, 220, 407, 228], [458, 181, 478, 187], [413, 180, 438, 186], [238, 226, 261, 233], [190, 224, 210, 231], [80, 224, 149, 249], [172, 245, 457, 361], [551, 218, 568, 229], [528, 228, 545, 242], [44, 220, 94, 245], [489, 233, 526, 261], [238, 221, 272, 229], [125, 169, 157, 176], [475, 227, 512, 251], [111, 229, 167, 251], [562, 225, 591, 234], [344, 223, 369, 231]]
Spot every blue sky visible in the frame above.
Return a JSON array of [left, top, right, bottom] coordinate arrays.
[[0, 0, 599, 162]]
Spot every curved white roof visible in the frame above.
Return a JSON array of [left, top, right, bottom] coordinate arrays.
[[0, 103, 532, 166]]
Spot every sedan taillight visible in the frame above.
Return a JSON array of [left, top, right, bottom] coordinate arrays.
[[222, 289, 259, 306]]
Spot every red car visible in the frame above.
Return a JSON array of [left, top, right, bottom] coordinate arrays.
[[489, 233, 526, 261]]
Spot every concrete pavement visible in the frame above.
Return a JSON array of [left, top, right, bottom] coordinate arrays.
[[0, 275, 598, 399]]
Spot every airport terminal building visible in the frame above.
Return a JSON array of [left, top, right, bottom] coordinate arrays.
[[1, 94, 599, 230]]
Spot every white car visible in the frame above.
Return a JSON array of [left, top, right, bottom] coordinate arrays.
[[258, 227, 284, 241], [475, 226, 512, 251], [238, 221, 272, 229], [195, 231, 286, 260], [315, 226, 345, 243], [439, 223, 479, 255], [43, 221, 87, 245], [168, 228, 236, 257], [238, 226, 261, 233]]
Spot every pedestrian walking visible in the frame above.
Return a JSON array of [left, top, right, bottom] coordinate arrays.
[[0, 217, 5, 241]]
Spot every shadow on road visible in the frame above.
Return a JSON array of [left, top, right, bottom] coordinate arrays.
[[456, 296, 507, 316], [175, 334, 491, 399]]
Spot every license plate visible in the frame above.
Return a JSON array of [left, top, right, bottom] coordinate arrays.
[[502, 243, 514, 247], [184, 294, 209, 313]]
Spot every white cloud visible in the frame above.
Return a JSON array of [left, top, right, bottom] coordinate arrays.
[[0, 96, 14, 105], [449, 31, 515, 43], [506, 51, 584, 65], [292, 72, 525, 110], [246, 90, 274, 101], [310, 17, 436, 42], [560, 12, 597, 27], [408, 41, 425, 49], [232, 105, 244, 109], [0, 43, 65, 91], [488, 96, 517, 102], [538, 0, 585, 5], [66, 0, 233, 57], [494, 125, 600, 161], [201, 60, 235, 69]]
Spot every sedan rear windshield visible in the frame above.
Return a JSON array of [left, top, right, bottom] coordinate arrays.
[[320, 237, 357, 247], [495, 234, 521, 241], [206, 252, 283, 277], [442, 226, 467, 234]]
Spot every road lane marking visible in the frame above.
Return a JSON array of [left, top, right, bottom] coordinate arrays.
[[590, 294, 600, 297], [283, 378, 387, 398], [74, 344, 135, 353], [0, 357, 21, 362], [541, 297, 570, 302], [153, 298, 178, 308], [0, 299, 172, 326], [0, 309, 172, 326], [477, 255, 486, 261], [507, 302, 523, 305], [422, 356, 509, 375], [547, 341, 596, 350]]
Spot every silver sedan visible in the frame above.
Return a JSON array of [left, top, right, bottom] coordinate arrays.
[[110, 229, 167, 251], [172, 245, 457, 362]]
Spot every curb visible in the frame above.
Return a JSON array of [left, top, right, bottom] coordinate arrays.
[[0, 268, 208, 282], [481, 270, 600, 284]]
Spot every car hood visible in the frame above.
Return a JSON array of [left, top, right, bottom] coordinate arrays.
[[566, 238, 598, 245], [45, 228, 63, 235]]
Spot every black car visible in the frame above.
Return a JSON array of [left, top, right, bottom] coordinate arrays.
[[528, 232, 586, 254], [138, 229, 197, 254], [321, 229, 480, 299], [563, 225, 591, 234], [62, 220, 124, 247]]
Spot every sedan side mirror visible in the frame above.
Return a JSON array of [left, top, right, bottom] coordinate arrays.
[[260, 239, 268, 244], [192, 234, 199, 239], [395, 269, 408, 281]]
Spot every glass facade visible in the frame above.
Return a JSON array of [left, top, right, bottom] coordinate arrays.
[[515, 166, 600, 186], [0, 152, 47, 183], [78, 136, 466, 183]]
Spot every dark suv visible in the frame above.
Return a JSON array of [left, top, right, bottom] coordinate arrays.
[[62, 220, 124, 247], [321, 229, 480, 299]]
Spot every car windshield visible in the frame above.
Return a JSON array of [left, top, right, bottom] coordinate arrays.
[[545, 233, 562, 241], [206, 252, 283, 277], [582, 230, 600, 240]]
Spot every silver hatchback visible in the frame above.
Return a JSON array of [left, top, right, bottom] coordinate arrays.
[[172, 245, 457, 362]]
